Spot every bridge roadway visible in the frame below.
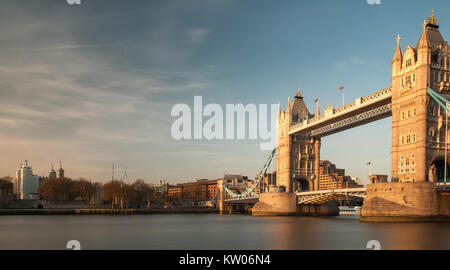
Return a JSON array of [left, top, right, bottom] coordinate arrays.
[[217, 184, 448, 206], [218, 188, 367, 205], [295, 188, 367, 205], [289, 86, 392, 137]]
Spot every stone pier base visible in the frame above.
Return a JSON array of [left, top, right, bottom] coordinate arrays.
[[296, 201, 339, 216], [251, 192, 339, 216], [361, 182, 450, 222], [252, 193, 297, 216]]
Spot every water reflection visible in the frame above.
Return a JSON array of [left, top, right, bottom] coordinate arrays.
[[0, 215, 448, 250]]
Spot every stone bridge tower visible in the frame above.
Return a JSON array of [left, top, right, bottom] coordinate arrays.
[[391, 11, 450, 183], [276, 89, 321, 192]]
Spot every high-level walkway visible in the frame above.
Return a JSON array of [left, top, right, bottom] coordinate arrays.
[[289, 86, 392, 137]]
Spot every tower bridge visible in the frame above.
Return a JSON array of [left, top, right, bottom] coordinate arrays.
[[219, 11, 450, 220], [276, 11, 450, 195]]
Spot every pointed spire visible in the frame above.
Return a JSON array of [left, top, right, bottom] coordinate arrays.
[[427, 9, 438, 26], [417, 22, 430, 50], [295, 88, 303, 99], [287, 96, 290, 111], [392, 34, 403, 63]]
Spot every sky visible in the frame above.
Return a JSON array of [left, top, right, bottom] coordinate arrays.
[[0, 0, 449, 185]]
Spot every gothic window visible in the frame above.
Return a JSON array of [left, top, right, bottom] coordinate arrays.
[[413, 133, 416, 142], [406, 59, 412, 67], [413, 109, 417, 116], [401, 112, 405, 120], [407, 110, 411, 118], [406, 135, 411, 144], [429, 128, 435, 138]]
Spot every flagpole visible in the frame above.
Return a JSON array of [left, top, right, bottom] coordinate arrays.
[[338, 86, 345, 106]]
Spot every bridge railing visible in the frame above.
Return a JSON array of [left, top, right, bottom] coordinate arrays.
[[295, 187, 367, 196]]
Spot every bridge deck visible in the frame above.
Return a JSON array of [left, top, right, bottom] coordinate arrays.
[[296, 188, 367, 205]]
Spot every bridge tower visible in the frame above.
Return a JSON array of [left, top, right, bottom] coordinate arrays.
[[276, 89, 320, 192], [391, 11, 450, 183]]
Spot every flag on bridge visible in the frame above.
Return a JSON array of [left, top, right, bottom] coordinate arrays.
[[314, 98, 319, 103], [366, 162, 371, 166], [338, 86, 344, 91]]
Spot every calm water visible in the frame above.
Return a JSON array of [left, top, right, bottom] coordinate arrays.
[[0, 214, 449, 250]]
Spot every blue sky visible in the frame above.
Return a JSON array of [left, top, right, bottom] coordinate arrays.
[[0, 0, 449, 184]]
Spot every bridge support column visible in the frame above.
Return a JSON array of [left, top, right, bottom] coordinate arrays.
[[217, 179, 225, 214], [314, 138, 321, 191]]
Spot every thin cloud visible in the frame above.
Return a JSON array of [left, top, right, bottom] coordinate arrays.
[[0, 43, 117, 51]]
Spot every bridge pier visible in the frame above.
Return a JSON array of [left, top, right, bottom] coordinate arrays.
[[251, 192, 339, 216], [252, 193, 297, 216], [361, 182, 450, 222], [296, 201, 339, 216]]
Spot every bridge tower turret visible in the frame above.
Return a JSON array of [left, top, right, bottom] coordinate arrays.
[[276, 89, 318, 192], [391, 10, 450, 183]]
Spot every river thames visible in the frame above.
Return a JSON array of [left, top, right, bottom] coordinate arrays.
[[0, 214, 449, 250]]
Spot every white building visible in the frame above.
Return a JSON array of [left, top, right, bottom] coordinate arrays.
[[15, 160, 40, 200]]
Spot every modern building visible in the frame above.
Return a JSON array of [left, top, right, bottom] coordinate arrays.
[[259, 172, 277, 193], [150, 180, 169, 195], [15, 160, 40, 200]]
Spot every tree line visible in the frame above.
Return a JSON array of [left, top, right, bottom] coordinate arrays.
[[38, 178, 158, 208], [38, 178, 97, 203], [0, 177, 13, 195], [0, 176, 164, 208]]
